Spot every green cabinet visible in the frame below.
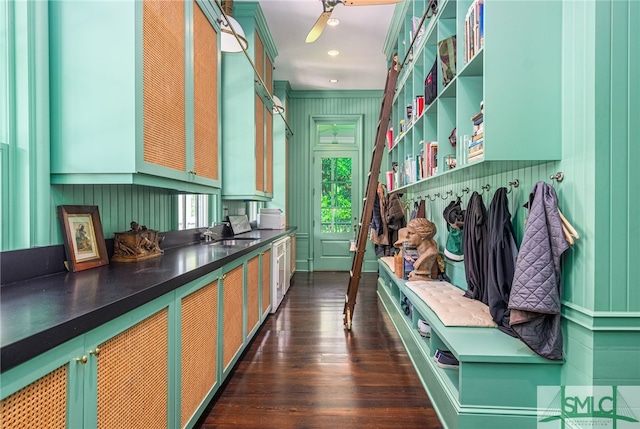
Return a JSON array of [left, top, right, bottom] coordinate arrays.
[[221, 2, 277, 200], [49, 0, 222, 194], [176, 270, 221, 428], [0, 242, 276, 428], [0, 294, 173, 428], [378, 259, 562, 429], [386, 0, 561, 190]]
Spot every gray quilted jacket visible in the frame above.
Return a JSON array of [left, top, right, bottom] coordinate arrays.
[[508, 182, 569, 360]]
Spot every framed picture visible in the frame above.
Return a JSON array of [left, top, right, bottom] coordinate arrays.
[[58, 205, 109, 272]]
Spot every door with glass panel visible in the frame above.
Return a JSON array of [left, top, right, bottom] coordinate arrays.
[[312, 120, 361, 271]]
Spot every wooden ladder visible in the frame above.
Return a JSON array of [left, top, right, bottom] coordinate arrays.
[[344, 54, 400, 330]]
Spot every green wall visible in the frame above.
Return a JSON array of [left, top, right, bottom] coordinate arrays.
[[287, 90, 383, 273]]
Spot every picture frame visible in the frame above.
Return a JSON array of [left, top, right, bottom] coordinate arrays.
[[58, 205, 109, 272]]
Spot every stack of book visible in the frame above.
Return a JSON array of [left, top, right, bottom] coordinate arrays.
[[468, 110, 484, 162], [464, 0, 484, 64]]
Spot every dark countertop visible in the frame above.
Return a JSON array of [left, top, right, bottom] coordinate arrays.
[[0, 228, 295, 373]]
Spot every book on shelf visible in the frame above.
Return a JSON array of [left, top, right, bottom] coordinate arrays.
[[471, 111, 483, 123], [468, 149, 484, 162], [386, 171, 394, 191], [464, 0, 484, 64], [469, 142, 484, 153], [415, 95, 425, 118], [425, 142, 438, 178], [387, 128, 394, 149], [472, 132, 484, 142]]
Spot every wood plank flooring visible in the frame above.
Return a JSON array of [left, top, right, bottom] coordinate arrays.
[[197, 271, 442, 429]]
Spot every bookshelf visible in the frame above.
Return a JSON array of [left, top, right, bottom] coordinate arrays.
[[384, 0, 562, 192]]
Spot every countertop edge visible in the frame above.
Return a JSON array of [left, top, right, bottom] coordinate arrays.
[[0, 228, 296, 373]]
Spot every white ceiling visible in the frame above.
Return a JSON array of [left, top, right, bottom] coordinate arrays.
[[237, 0, 398, 91]]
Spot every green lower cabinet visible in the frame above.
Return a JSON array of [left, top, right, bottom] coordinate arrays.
[[175, 269, 222, 429], [0, 244, 276, 428], [0, 337, 84, 428], [377, 259, 562, 429], [0, 294, 174, 429], [84, 294, 174, 428]]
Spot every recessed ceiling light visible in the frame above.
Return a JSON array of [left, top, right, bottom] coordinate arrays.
[[328, 50, 340, 57], [327, 18, 340, 26], [330, 79, 338, 83]]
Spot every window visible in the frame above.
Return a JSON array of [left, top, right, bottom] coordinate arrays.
[[177, 194, 214, 230], [320, 157, 352, 233]]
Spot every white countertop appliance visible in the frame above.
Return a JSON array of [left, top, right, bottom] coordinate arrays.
[[257, 208, 285, 230]]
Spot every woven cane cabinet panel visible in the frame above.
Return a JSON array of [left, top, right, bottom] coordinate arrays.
[[142, 0, 186, 172], [220, 2, 276, 201], [246, 256, 260, 335], [290, 234, 296, 275], [255, 93, 265, 193], [49, 0, 221, 193], [222, 265, 245, 370], [193, 0, 219, 181], [96, 308, 169, 429], [180, 279, 218, 427], [266, 109, 273, 194], [262, 248, 272, 314], [0, 365, 67, 428]]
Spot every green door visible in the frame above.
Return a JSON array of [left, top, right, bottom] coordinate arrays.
[[312, 150, 360, 271]]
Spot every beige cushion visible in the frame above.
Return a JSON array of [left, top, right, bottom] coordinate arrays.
[[406, 280, 497, 327], [380, 256, 395, 271]]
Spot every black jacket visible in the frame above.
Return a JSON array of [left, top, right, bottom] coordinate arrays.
[[463, 191, 488, 303], [486, 187, 518, 336]]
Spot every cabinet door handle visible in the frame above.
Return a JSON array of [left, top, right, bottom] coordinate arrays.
[[89, 347, 101, 357], [220, 274, 227, 280], [75, 355, 88, 364]]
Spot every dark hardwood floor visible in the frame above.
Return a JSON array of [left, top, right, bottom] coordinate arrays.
[[198, 271, 442, 429]]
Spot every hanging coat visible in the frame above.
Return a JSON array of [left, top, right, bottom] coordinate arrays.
[[463, 191, 488, 304], [486, 187, 518, 336], [370, 183, 390, 254], [508, 182, 569, 360]]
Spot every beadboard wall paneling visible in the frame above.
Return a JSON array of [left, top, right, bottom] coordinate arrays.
[[50, 184, 175, 245], [562, 0, 639, 313], [287, 91, 384, 272]]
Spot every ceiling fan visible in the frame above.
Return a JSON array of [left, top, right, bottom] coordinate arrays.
[[306, 0, 403, 43]]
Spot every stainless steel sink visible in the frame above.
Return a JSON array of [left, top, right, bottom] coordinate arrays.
[[210, 238, 259, 247]]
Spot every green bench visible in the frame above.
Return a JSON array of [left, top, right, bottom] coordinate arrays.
[[377, 258, 563, 429]]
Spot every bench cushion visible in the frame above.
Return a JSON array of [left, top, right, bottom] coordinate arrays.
[[381, 256, 395, 271], [406, 280, 497, 327]]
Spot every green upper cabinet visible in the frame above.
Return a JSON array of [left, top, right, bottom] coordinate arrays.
[[221, 2, 277, 201], [49, 0, 222, 194], [385, 0, 562, 190]]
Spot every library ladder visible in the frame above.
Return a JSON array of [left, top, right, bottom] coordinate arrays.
[[344, 54, 399, 330]]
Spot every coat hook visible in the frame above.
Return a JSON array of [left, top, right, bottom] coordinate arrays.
[[427, 193, 438, 201], [440, 190, 453, 200], [480, 184, 490, 194], [550, 172, 564, 183], [456, 187, 470, 198], [507, 179, 519, 194]]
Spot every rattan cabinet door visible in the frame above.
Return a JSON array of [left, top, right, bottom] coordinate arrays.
[[222, 264, 245, 373], [179, 278, 219, 428], [0, 337, 85, 429], [93, 308, 170, 429], [246, 255, 260, 337], [261, 248, 272, 315]]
